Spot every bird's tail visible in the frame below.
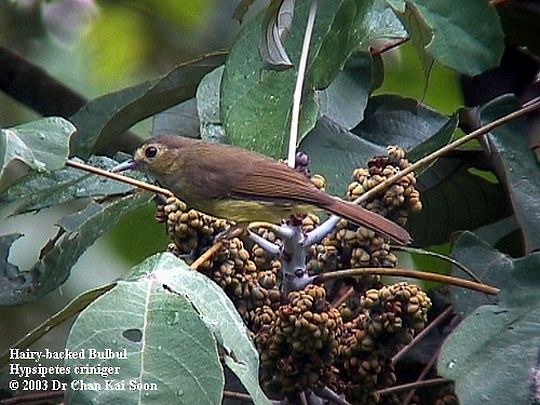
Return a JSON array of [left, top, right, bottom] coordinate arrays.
[[321, 196, 412, 245]]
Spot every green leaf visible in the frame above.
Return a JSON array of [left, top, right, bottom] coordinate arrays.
[[149, 253, 271, 405], [480, 95, 540, 254], [222, 0, 406, 158], [71, 52, 226, 157], [409, 158, 509, 246], [0, 117, 75, 191], [450, 232, 511, 317], [318, 52, 379, 130], [300, 117, 385, 196], [353, 95, 454, 152], [0, 284, 114, 369], [300, 94, 456, 198], [0, 193, 152, 306], [196, 66, 228, 143], [407, 113, 457, 163], [1, 156, 137, 215], [65, 256, 223, 404], [152, 98, 200, 138], [438, 250, 540, 405], [390, 0, 504, 76]]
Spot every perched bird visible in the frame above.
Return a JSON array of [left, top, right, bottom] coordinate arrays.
[[113, 135, 411, 244]]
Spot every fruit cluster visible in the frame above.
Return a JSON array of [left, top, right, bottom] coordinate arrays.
[[155, 146, 438, 404]]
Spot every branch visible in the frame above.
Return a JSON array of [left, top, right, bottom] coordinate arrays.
[[391, 245, 482, 283], [316, 268, 499, 295], [392, 306, 453, 365], [376, 377, 451, 396], [0, 46, 86, 117], [402, 351, 439, 405], [65, 160, 173, 197], [190, 241, 224, 271]]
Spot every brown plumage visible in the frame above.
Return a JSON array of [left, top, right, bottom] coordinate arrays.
[[123, 135, 411, 244]]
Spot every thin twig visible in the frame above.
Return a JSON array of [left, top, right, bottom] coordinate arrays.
[[403, 351, 439, 405], [376, 377, 450, 396], [331, 286, 354, 309], [287, 0, 319, 167], [392, 306, 453, 365], [190, 241, 223, 270], [65, 160, 174, 197], [352, 97, 540, 206], [391, 245, 482, 283], [370, 37, 409, 56], [317, 268, 499, 295], [222, 390, 263, 403]]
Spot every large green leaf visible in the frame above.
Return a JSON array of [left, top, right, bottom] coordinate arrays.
[[0, 117, 75, 191], [70, 52, 226, 157], [409, 158, 509, 246], [0, 156, 137, 215], [438, 250, 540, 405], [65, 255, 223, 404], [318, 52, 382, 130], [481, 96, 540, 254], [388, 0, 504, 76], [148, 253, 271, 405], [151, 98, 200, 138], [0, 193, 152, 306], [352, 94, 455, 153], [221, 0, 406, 158], [450, 232, 511, 317]]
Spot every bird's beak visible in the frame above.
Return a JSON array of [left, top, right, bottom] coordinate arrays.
[[111, 160, 138, 173]]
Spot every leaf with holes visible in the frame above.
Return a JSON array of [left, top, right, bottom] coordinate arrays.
[[148, 253, 272, 405], [65, 255, 223, 404]]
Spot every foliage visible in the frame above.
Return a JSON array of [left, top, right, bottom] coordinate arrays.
[[1, 0, 538, 404]]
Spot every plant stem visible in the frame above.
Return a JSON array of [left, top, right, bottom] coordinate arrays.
[[316, 268, 499, 295], [352, 96, 540, 206], [402, 351, 440, 405], [392, 306, 453, 365], [190, 241, 224, 270], [376, 377, 450, 396], [391, 245, 482, 283], [287, 0, 319, 167]]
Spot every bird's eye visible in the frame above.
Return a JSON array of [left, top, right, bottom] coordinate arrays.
[[145, 146, 158, 159]]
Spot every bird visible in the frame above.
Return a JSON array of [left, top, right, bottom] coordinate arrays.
[[113, 135, 411, 244]]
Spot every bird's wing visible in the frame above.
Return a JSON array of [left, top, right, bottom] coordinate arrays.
[[227, 160, 325, 205], [185, 145, 325, 204]]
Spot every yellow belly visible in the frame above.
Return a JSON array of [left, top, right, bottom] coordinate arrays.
[[195, 198, 316, 224]]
